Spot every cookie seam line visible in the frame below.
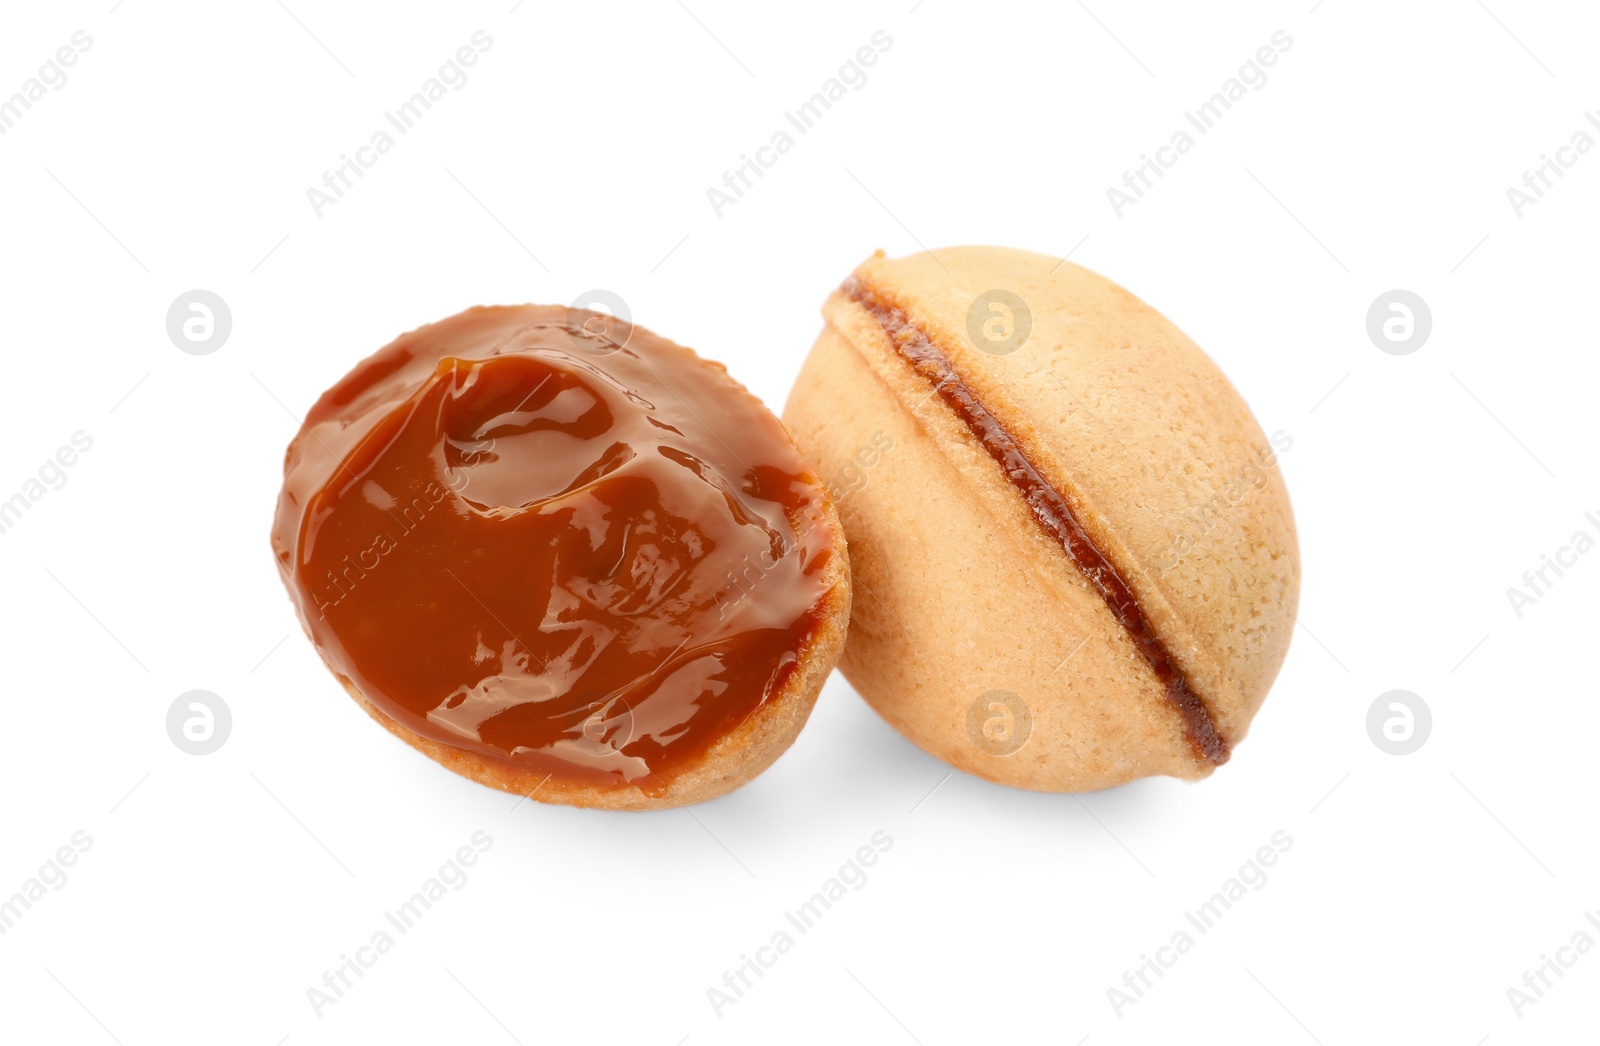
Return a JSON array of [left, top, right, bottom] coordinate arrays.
[[840, 275, 1229, 766]]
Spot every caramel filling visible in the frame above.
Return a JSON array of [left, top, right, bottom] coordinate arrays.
[[271, 307, 837, 793], [844, 278, 1228, 765]]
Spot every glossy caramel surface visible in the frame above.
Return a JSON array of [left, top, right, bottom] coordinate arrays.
[[272, 307, 836, 791]]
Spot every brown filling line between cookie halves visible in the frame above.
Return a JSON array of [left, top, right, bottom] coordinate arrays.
[[842, 277, 1229, 766]]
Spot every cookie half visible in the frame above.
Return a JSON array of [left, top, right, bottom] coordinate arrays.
[[273, 305, 851, 809]]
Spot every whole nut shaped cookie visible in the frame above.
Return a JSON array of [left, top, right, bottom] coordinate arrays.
[[783, 246, 1300, 791]]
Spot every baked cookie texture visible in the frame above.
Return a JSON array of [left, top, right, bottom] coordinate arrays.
[[782, 247, 1300, 791]]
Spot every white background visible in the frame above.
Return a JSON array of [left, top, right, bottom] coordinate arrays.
[[1, 0, 1595, 1042]]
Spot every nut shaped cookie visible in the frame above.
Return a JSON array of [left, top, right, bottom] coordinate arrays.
[[783, 246, 1299, 791]]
